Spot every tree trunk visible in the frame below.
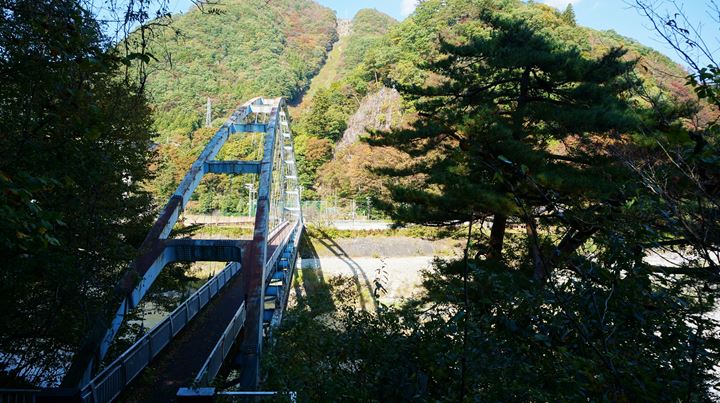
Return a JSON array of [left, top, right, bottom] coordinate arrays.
[[525, 220, 547, 282], [549, 226, 599, 268], [488, 213, 507, 259]]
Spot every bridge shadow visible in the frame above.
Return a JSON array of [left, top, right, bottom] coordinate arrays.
[[312, 229, 377, 312], [294, 232, 335, 314]]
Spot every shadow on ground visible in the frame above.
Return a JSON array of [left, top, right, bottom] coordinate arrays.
[[294, 231, 336, 314], [309, 229, 377, 311]]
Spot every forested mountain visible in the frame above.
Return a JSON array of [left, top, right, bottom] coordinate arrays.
[[148, 0, 335, 135], [295, 0, 716, 202], [146, 6, 400, 210], [144, 0, 337, 209], [141, 0, 713, 211]]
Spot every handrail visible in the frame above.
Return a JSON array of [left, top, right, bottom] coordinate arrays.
[[0, 389, 39, 403], [194, 302, 247, 386], [270, 223, 303, 328], [219, 391, 297, 402], [79, 262, 241, 403], [265, 221, 300, 283], [192, 220, 299, 387]]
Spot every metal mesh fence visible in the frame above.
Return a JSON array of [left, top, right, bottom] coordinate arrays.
[[301, 198, 378, 224]]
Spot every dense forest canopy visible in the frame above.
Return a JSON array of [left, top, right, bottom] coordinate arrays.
[[0, 0, 156, 385], [146, 0, 336, 136]]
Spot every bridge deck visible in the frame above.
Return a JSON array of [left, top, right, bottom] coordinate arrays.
[[119, 223, 293, 402]]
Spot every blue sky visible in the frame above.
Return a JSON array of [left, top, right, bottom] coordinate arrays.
[[315, 0, 715, 66], [152, 0, 717, 66]]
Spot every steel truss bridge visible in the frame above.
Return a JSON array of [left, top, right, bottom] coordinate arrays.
[[3, 97, 304, 402]]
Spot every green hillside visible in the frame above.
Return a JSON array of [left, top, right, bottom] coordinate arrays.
[[142, 0, 337, 209], [290, 9, 399, 198], [292, 9, 397, 113], [148, 0, 336, 135], [143, 0, 709, 209], [297, 0, 714, 201]]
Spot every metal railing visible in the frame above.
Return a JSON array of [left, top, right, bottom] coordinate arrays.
[[264, 221, 300, 283], [193, 221, 302, 387], [269, 224, 303, 329], [79, 262, 241, 403], [194, 302, 247, 386], [0, 389, 39, 403]]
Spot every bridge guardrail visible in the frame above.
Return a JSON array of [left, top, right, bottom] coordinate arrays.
[[272, 223, 303, 327], [79, 262, 241, 403], [193, 221, 302, 387], [0, 388, 39, 403], [194, 302, 247, 386], [264, 221, 299, 284]]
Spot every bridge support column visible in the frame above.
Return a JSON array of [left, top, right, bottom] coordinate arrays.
[[236, 106, 278, 390]]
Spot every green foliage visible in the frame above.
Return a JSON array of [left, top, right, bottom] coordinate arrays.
[[264, 0, 720, 401], [295, 84, 356, 142], [267, 249, 719, 401], [370, 0, 639, 232], [147, 0, 335, 127], [0, 0, 155, 385], [143, 0, 337, 206], [340, 9, 397, 77], [561, 4, 576, 26], [304, 223, 458, 241], [688, 65, 720, 109], [291, 9, 397, 197]]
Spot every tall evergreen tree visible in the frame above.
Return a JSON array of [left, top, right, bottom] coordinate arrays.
[[561, 3, 577, 26], [371, 5, 638, 279], [365, 2, 720, 398], [0, 0, 155, 385]]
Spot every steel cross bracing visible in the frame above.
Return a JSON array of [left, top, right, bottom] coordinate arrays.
[[52, 97, 303, 402]]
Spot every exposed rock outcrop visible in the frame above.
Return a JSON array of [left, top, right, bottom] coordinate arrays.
[[336, 87, 402, 151]]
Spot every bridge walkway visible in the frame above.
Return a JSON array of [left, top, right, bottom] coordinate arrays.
[[119, 223, 293, 403]]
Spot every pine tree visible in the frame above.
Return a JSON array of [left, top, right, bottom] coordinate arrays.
[[370, 4, 638, 279], [363, 2, 720, 399], [562, 3, 577, 26]]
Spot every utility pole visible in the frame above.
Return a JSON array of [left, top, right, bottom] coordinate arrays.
[[366, 197, 371, 220], [352, 199, 356, 224], [205, 97, 212, 127], [245, 183, 255, 217]]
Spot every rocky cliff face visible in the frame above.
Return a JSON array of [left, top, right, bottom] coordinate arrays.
[[337, 18, 352, 37], [336, 87, 402, 151]]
